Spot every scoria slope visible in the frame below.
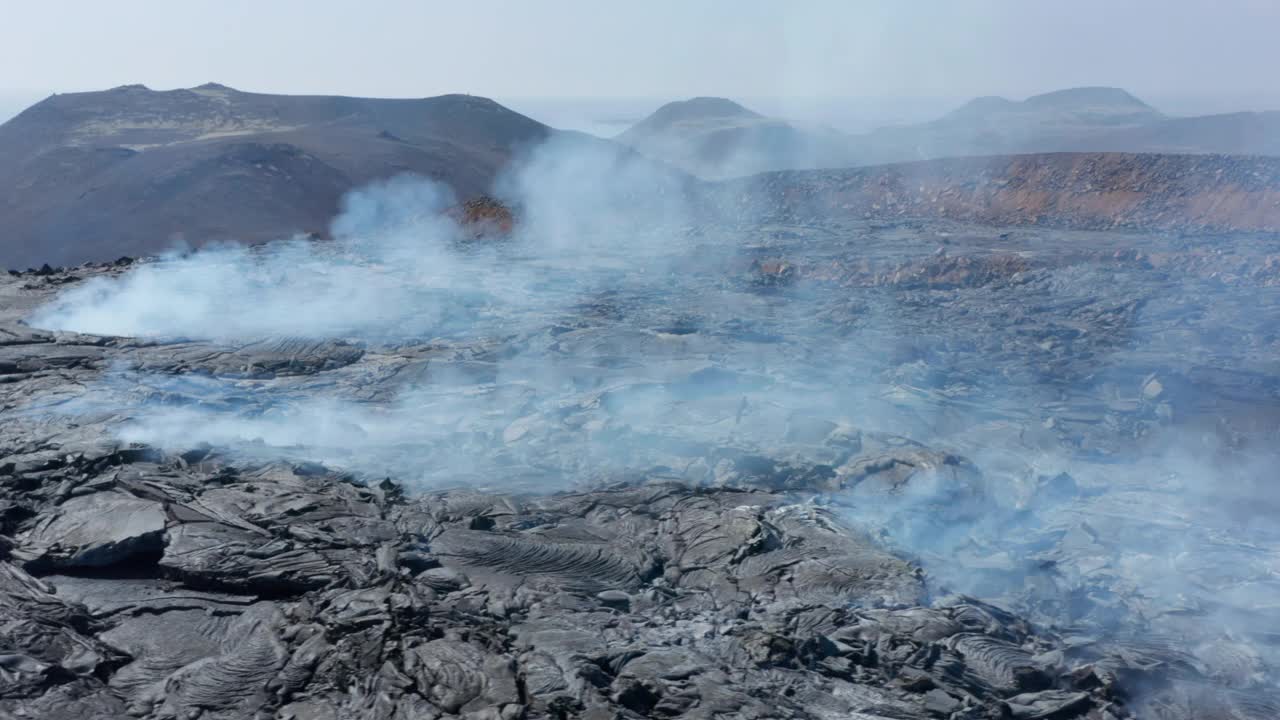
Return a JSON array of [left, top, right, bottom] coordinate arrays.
[[0, 84, 556, 268]]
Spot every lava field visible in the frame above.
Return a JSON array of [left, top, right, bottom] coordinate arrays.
[[1, 178, 1279, 719]]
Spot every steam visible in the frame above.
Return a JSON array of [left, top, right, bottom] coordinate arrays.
[[28, 135, 771, 488], [33, 136, 701, 343], [33, 176, 527, 340], [23, 129, 1280, 713]]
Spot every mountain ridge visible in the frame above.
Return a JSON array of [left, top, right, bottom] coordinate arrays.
[[0, 84, 560, 267], [6, 84, 1280, 268], [620, 87, 1279, 177], [616, 95, 856, 178]]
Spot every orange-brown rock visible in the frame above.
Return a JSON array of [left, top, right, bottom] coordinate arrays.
[[447, 196, 515, 240]]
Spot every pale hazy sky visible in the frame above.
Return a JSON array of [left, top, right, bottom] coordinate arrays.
[[1, 1, 1277, 105]]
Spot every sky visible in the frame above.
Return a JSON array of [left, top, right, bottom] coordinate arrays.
[[1, 1, 1278, 122]]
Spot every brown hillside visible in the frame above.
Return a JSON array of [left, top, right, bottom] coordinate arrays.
[[731, 152, 1280, 233]]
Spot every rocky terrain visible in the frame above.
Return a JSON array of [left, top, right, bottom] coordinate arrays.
[[721, 152, 1280, 234], [1, 145, 1279, 720], [1, 81, 1279, 720]]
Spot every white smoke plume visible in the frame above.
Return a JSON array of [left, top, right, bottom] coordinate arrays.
[[22, 129, 1280, 714]]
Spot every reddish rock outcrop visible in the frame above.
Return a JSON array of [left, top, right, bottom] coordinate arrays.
[[446, 196, 515, 239]]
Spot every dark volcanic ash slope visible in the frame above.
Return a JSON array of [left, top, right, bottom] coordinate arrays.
[[0, 84, 561, 268]]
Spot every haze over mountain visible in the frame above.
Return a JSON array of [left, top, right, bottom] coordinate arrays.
[[622, 87, 1280, 178], [860, 86, 1280, 164], [616, 97, 857, 178], [5, 82, 1280, 269], [857, 86, 1162, 163], [0, 84, 558, 267]]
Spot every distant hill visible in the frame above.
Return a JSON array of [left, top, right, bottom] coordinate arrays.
[[616, 97, 857, 179], [858, 87, 1168, 164], [622, 88, 1280, 177], [0, 84, 559, 268], [627, 97, 764, 131], [1079, 111, 1280, 156], [942, 87, 1161, 125]]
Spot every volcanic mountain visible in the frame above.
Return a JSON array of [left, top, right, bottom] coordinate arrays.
[[623, 87, 1280, 176], [858, 86, 1166, 163], [616, 96, 857, 178], [926, 87, 1280, 158], [0, 84, 559, 268], [7, 83, 1280, 269]]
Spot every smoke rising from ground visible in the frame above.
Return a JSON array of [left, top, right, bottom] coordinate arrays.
[[24, 131, 1280, 714], [29, 135, 757, 486], [35, 177, 513, 340], [35, 137, 700, 342]]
